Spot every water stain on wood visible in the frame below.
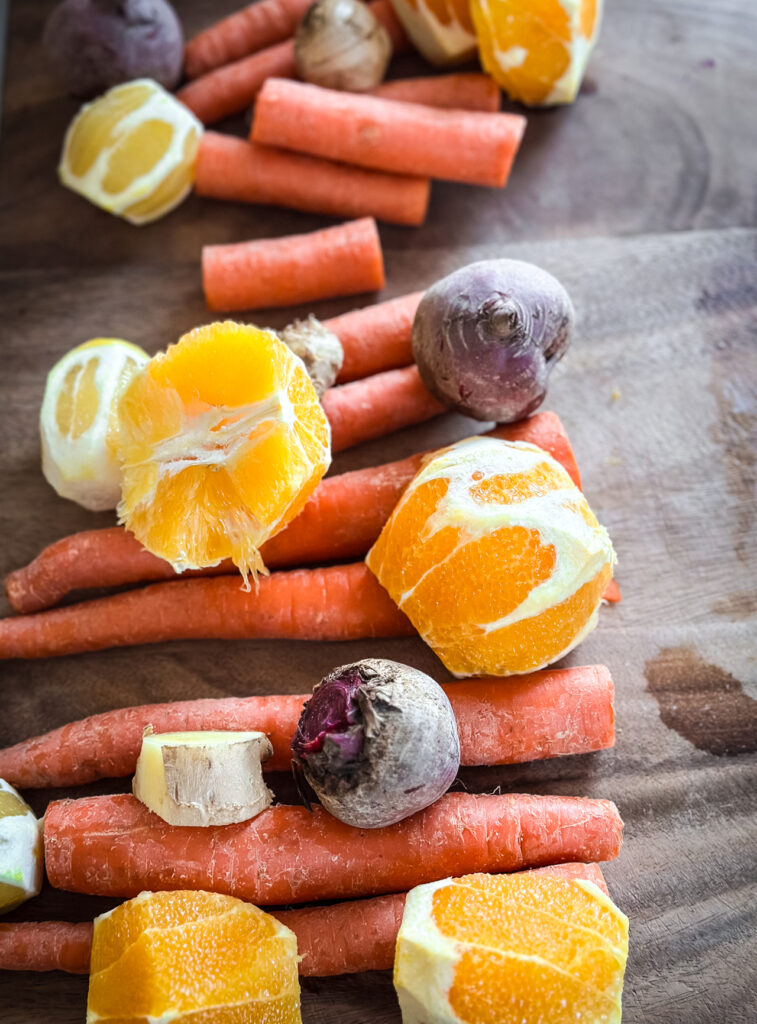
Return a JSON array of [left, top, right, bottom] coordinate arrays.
[[645, 647, 757, 756]]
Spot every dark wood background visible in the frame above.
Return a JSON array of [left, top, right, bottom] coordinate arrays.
[[1, 1, 756, 1021]]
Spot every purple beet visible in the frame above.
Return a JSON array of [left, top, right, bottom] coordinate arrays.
[[43, 0, 184, 99], [412, 259, 575, 423], [292, 659, 460, 828]]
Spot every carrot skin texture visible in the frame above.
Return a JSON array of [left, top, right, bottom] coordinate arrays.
[[323, 365, 445, 452], [43, 792, 623, 904], [251, 79, 526, 186], [178, 1, 409, 124], [179, 39, 297, 125], [4, 411, 582, 615], [184, 0, 313, 79], [0, 563, 414, 660], [370, 73, 500, 112], [194, 135, 430, 227], [328, 291, 423, 383], [0, 863, 605, 975], [203, 217, 385, 312], [0, 663, 614, 788]]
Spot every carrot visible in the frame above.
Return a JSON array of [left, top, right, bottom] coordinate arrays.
[[44, 791, 623, 904], [184, 0, 313, 79], [251, 79, 526, 187], [203, 217, 385, 312], [603, 578, 622, 603], [370, 73, 500, 112], [5, 412, 582, 614], [178, 0, 409, 125], [323, 365, 444, 451], [194, 134, 430, 227], [0, 562, 413, 660], [0, 663, 614, 788], [0, 862, 606, 976], [327, 291, 423, 382]]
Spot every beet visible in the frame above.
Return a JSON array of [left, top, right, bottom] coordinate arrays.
[[292, 659, 460, 828], [411, 259, 574, 423], [43, 0, 184, 99]]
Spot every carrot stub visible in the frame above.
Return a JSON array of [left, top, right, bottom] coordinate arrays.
[[370, 72, 500, 112], [202, 217, 385, 312], [43, 792, 623, 904], [0, 663, 614, 788], [3, 411, 582, 615], [184, 0, 313, 79], [194, 133, 430, 227], [0, 863, 606, 976], [178, 0, 409, 124], [251, 78, 526, 186]]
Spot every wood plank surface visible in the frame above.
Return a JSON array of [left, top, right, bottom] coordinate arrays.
[[1, 1, 756, 1022]]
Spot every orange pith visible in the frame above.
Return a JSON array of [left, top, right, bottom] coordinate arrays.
[[395, 873, 628, 1024], [117, 321, 330, 577], [471, 0, 601, 105], [405, 0, 473, 34], [366, 437, 615, 677], [87, 890, 301, 1023]]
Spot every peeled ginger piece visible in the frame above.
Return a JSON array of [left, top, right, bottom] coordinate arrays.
[[0, 779, 43, 914], [133, 729, 274, 827]]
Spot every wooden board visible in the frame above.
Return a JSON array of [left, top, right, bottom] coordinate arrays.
[[1, 1, 756, 1021]]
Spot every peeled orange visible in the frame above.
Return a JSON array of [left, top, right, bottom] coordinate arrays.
[[87, 889, 302, 1024], [366, 436, 615, 677], [471, 0, 603, 105], [117, 321, 331, 578], [59, 79, 203, 224], [389, 0, 477, 65], [40, 337, 149, 510], [395, 872, 628, 1024]]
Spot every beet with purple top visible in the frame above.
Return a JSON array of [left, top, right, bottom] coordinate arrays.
[[411, 259, 575, 423], [292, 658, 460, 828]]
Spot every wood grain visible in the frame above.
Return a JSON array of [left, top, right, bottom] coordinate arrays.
[[1, 0, 756, 1022]]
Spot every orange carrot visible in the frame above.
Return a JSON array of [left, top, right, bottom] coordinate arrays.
[[44, 792, 623, 904], [323, 365, 444, 451], [0, 862, 606, 975], [203, 217, 385, 312], [178, 1, 409, 124], [252, 79, 526, 186], [4, 411, 583, 614], [194, 134, 430, 226], [603, 578, 622, 603], [327, 291, 423, 382], [0, 663, 614, 788], [370, 73, 500, 112], [0, 562, 413, 660], [184, 0, 313, 79]]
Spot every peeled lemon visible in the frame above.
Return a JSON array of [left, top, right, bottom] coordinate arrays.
[[40, 338, 149, 511], [59, 78, 203, 225], [0, 780, 43, 915]]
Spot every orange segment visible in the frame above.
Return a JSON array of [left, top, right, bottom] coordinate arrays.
[[117, 321, 331, 578], [87, 890, 302, 1024], [471, 0, 603, 105], [395, 873, 628, 1024], [389, 0, 477, 65], [366, 436, 615, 677]]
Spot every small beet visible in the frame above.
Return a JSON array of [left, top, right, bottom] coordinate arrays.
[[412, 259, 574, 423], [43, 0, 184, 99], [292, 658, 460, 828]]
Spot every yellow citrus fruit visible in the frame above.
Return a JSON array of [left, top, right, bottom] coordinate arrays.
[[366, 436, 615, 677], [59, 79, 203, 225], [389, 0, 477, 65], [471, 0, 603, 105], [395, 872, 628, 1024], [40, 337, 150, 511], [87, 890, 302, 1024], [117, 321, 331, 577], [0, 779, 43, 915]]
